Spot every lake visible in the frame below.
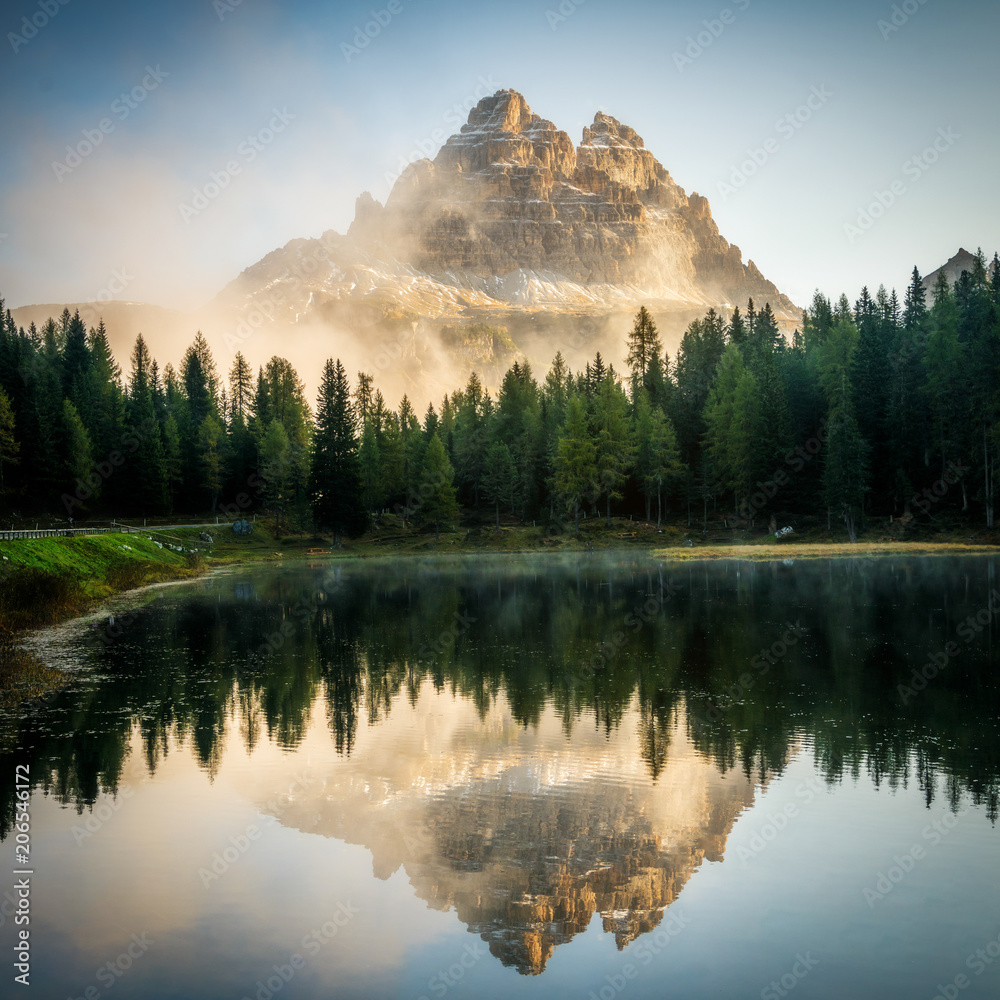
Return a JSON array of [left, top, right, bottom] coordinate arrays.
[[2, 553, 999, 1000]]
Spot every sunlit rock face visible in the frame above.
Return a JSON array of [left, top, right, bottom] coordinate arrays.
[[219, 89, 798, 329], [344, 89, 798, 315], [253, 692, 759, 976]]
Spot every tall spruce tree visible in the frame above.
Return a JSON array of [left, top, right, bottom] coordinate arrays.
[[634, 392, 682, 527], [482, 440, 517, 527], [554, 394, 598, 534], [419, 432, 460, 541], [593, 375, 634, 526], [823, 392, 869, 543], [309, 359, 366, 545], [626, 306, 663, 393]]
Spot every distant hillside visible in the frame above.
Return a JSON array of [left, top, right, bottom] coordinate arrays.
[[9, 301, 191, 372], [923, 248, 997, 292]]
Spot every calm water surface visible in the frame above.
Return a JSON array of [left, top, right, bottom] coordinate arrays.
[[1, 553, 999, 1000]]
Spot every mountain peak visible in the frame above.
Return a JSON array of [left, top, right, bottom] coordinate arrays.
[[581, 111, 646, 151], [923, 247, 996, 291], [216, 87, 799, 393], [435, 89, 576, 178], [466, 88, 537, 134]]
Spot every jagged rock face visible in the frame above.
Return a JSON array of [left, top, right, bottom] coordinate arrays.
[[341, 89, 798, 316], [223, 89, 797, 329]]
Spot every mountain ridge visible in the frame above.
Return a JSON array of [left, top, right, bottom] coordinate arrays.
[[219, 89, 799, 324]]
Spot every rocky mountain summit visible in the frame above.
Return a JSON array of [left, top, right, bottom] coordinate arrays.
[[337, 89, 797, 314], [215, 90, 798, 386]]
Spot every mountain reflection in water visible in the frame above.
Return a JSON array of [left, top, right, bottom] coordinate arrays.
[[1, 553, 998, 990]]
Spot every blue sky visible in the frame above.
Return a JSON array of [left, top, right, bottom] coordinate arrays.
[[1, 0, 997, 312]]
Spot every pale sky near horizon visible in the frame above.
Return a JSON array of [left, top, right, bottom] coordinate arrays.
[[0, 0, 997, 315]]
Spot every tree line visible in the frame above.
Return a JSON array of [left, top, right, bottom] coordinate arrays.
[[0, 247, 998, 541]]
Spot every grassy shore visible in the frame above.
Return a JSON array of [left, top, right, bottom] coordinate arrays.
[[2, 514, 997, 706], [0, 533, 201, 707]]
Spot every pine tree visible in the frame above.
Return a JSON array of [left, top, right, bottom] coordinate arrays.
[[260, 357, 312, 530], [61, 310, 92, 416], [494, 361, 541, 518], [309, 359, 366, 545], [453, 372, 487, 506], [593, 375, 634, 525], [123, 335, 167, 515], [423, 402, 439, 440], [728, 305, 747, 346], [419, 432, 460, 541], [731, 370, 765, 522], [354, 372, 374, 425], [626, 306, 663, 390], [482, 440, 517, 527], [0, 386, 19, 500], [703, 344, 744, 508], [162, 413, 183, 511], [87, 320, 124, 463], [634, 392, 682, 527], [228, 352, 253, 422], [197, 414, 230, 513], [924, 271, 966, 482], [358, 419, 383, 522], [672, 313, 726, 470], [540, 354, 570, 512], [823, 394, 869, 543], [259, 419, 291, 537], [61, 399, 95, 513], [816, 310, 858, 408], [553, 395, 598, 534]]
